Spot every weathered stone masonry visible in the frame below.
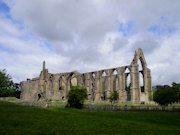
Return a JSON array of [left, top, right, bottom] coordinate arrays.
[[21, 48, 152, 103]]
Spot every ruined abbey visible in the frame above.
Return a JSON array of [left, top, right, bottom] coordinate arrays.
[[21, 48, 152, 103]]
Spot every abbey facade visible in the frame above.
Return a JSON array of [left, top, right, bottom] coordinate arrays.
[[21, 48, 152, 103]]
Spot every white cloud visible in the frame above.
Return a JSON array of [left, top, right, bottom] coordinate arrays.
[[0, 0, 180, 86]]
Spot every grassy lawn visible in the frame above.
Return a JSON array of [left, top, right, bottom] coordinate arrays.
[[94, 102, 158, 106], [0, 104, 180, 135], [45, 101, 159, 106], [0, 100, 10, 102], [45, 101, 180, 107], [170, 104, 180, 106], [46, 101, 67, 104]]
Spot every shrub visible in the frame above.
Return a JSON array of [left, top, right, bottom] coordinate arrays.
[[67, 85, 87, 108], [108, 91, 119, 105]]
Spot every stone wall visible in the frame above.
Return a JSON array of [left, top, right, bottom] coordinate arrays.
[[21, 48, 152, 103], [1, 101, 180, 111], [0, 97, 19, 101]]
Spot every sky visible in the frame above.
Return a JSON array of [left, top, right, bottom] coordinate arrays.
[[0, 0, 180, 86]]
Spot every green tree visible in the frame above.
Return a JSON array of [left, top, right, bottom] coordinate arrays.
[[0, 69, 15, 97], [108, 91, 119, 105], [153, 87, 178, 105], [67, 85, 87, 108], [172, 82, 180, 102]]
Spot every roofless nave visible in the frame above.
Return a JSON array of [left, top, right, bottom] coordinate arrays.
[[21, 48, 152, 103]]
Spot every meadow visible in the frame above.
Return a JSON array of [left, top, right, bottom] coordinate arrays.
[[0, 103, 180, 135]]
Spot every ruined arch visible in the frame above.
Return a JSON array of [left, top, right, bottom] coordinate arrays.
[[82, 74, 86, 87], [99, 70, 107, 101], [131, 48, 147, 71], [66, 72, 78, 97], [130, 48, 151, 103], [58, 76, 63, 90], [110, 69, 118, 92], [124, 67, 131, 91], [122, 66, 131, 89], [69, 72, 78, 86], [90, 72, 96, 101], [49, 74, 53, 81], [100, 70, 107, 92], [58, 75, 66, 100], [20, 48, 152, 104], [138, 59, 144, 93], [124, 67, 131, 101]]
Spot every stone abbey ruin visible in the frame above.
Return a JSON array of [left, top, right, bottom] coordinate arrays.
[[21, 48, 152, 103]]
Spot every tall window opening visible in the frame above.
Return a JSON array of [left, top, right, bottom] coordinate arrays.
[[91, 73, 96, 101], [125, 68, 131, 101], [138, 59, 144, 92], [101, 71, 107, 100], [113, 70, 118, 91], [59, 76, 62, 90], [82, 74, 85, 87], [125, 68, 130, 91], [102, 71, 106, 76], [69, 73, 74, 87]]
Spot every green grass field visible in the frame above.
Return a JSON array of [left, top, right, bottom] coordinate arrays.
[[0, 104, 180, 135]]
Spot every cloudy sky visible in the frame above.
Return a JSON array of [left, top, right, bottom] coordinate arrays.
[[0, 0, 180, 86]]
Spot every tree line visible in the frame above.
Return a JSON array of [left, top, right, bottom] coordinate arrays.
[[153, 82, 180, 105], [0, 69, 20, 98]]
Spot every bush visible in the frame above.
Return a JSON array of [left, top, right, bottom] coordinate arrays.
[[108, 91, 119, 105], [153, 87, 178, 105], [67, 85, 87, 108]]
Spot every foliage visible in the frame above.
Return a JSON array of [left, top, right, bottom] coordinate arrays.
[[152, 88, 155, 95], [153, 82, 180, 105], [153, 87, 178, 105], [0, 69, 15, 97], [172, 82, 180, 102], [67, 85, 87, 108], [0, 105, 180, 134], [149, 93, 153, 101], [149, 88, 155, 101], [127, 83, 131, 91], [108, 91, 119, 104]]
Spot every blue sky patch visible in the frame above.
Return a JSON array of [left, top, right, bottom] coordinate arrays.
[[0, 1, 24, 30], [0, 44, 14, 53], [148, 16, 177, 35], [44, 41, 53, 51], [118, 21, 135, 37], [148, 25, 177, 35], [160, 16, 168, 21], [168, 27, 177, 33], [148, 25, 160, 33], [0, 1, 10, 13]]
